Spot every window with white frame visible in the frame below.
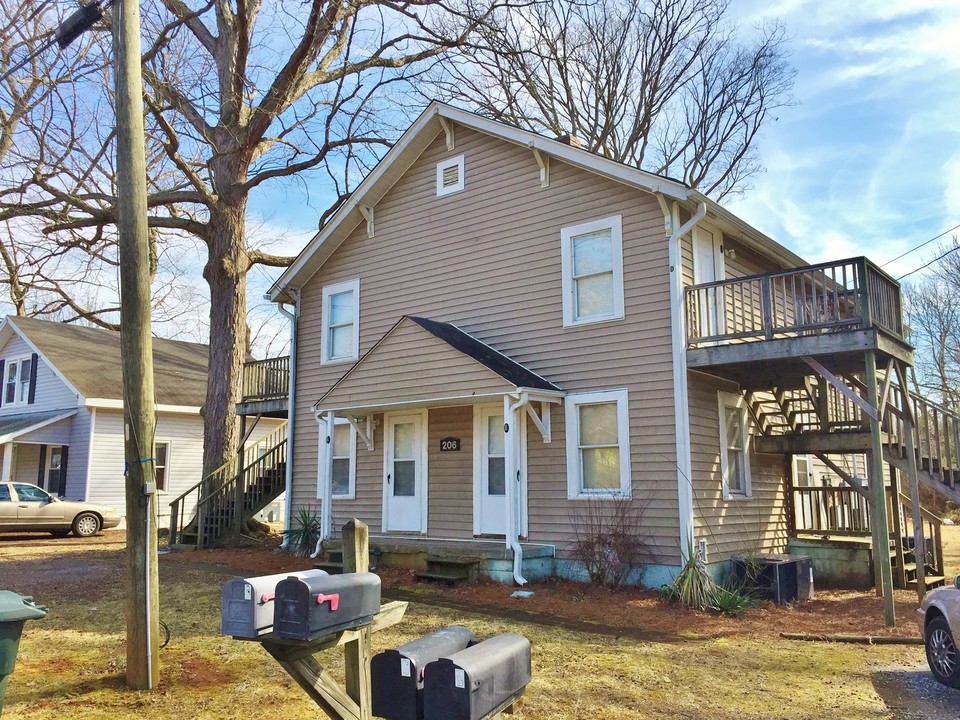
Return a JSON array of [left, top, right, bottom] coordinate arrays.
[[560, 215, 624, 327], [320, 279, 360, 364], [4, 357, 32, 406], [565, 389, 631, 497], [318, 418, 357, 499], [154, 442, 169, 492], [718, 391, 751, 499], [436, 155, 465, 196]]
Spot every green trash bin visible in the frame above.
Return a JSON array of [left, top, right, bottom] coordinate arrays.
[[0, 591, 48, 713]]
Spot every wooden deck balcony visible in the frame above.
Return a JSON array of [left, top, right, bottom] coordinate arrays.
[[685, 257, 913, 388], [238, 355, 290, 416]]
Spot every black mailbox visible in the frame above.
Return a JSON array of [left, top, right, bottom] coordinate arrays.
[[423, 633, 531, 720], [221, 569, 328, 638], [372, 625, 476, 720], [274, 571, 381, 641]]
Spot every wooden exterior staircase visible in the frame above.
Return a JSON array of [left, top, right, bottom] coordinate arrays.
[[169, 423, 288, 548]]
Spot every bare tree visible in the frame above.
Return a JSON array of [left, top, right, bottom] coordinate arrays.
[[3, 0, 518, 479], [424, 0, 794, 200]]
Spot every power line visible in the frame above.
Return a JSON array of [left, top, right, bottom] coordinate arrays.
[[896, 242, 960, 281], [881, 222, 960, 268]]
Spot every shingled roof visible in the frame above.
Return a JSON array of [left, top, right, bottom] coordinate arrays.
[[5, 315, 209, 407]]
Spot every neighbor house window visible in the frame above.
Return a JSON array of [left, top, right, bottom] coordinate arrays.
[[4, 357, 32, 406], [565, 389, 631, 498], [436, 155, 465, 196], [560, 215, 624, 327], [320, 279, 360, 364], [154, 442, 169, 492], [318, 418, 356, 499], [718, 391, 751, 499]]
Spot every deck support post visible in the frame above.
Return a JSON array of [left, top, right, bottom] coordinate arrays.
[[895, 361, 926, 599], [865, 350, 896, 625]]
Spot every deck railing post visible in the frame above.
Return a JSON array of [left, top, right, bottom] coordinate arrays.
[[760, 276, 774, 340], [858, 258, 873, 330]]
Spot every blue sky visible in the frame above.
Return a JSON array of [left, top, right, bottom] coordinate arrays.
[[242, 0, 960, 348]]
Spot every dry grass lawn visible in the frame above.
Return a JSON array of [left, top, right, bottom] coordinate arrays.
[[3, 528, 955, 719]]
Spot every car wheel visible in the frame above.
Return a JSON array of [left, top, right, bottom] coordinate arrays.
[[72, 512, 101, 538], [49, 530, 70, 538], [926, 615, 960, 688]]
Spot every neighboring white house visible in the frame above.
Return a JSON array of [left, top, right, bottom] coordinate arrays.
[[0, 315, 281, 524]]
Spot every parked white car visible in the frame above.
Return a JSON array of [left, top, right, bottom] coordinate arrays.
[[918, 576, 960, 688], [0, 482, 121, 537]]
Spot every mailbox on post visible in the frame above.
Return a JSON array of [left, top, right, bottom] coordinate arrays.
[[372, 625, 476, 720], [221, 569, 328, 638], [274, 571, 381, 641], [423, 633, 531, 720]]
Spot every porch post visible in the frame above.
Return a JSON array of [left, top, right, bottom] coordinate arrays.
[[865, 350, 896, 626], [503, 396, 517, 552], [0, 442, 11, 482], [319, 411, 336, 542]]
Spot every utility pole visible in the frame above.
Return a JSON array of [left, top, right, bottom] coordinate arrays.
[[112, 0, 160, 689]]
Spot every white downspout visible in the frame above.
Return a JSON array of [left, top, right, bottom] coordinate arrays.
[[659, 196, 706, 561], [505, 391, 529, 586], [277, 290, 300, 550]]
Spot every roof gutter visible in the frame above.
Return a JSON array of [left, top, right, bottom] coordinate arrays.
[[657, 194, 706, 562]]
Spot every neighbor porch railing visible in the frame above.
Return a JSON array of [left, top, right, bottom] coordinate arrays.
[[685, 256, 904, 346], [242, 355, 290, 402]]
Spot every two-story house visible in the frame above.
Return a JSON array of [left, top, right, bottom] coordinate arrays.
[[255, 104, 956, 620]]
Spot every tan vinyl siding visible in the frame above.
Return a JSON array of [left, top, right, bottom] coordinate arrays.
[[689, 373, 789, 560], [320, 320, 515, 410], [426, 406, 474, 538], [292, 125, 681, 564]]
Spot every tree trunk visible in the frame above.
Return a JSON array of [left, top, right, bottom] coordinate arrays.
[[202, 198, 249, 481]]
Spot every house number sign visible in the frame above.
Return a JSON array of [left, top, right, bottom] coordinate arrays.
[[440, 437, 461, 452]]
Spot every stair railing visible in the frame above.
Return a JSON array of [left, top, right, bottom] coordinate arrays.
[[168, 423, 288, 547], [883, 381, 960, 490]]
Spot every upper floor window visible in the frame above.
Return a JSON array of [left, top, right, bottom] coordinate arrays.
[[4, 357, 33, 406], [321, 279, 360, 364], [436, 155, 465, 196], [718, 391, 751, 500], [565, 389, 632, 498], [560, 215, 624, 327]]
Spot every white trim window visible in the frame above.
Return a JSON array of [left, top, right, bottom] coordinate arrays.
[[318, 418, 357, 500], [560, 215, 624, 327], [436, 155, 465, 196], [718, 391, 752, 500], [320, 279, 360, 364], [154, 441, 170, 492], [565, 389, 631, 498], [4, 357, 32, 406]]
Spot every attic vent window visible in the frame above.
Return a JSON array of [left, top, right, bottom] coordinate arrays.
[[436, 155, 465, 196]]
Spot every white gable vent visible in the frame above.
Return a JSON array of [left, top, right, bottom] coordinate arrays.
[[436, 155, 465, 196]]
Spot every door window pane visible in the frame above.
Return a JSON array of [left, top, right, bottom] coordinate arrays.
[[487, 458, 506, 496], [331, 424, 352, 497], [486, 415, 504, 454], [393, 423, 415, 459], [393, 460, 415, 497]]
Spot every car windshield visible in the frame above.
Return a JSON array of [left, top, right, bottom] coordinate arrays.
[[14, 484, 49, 502]]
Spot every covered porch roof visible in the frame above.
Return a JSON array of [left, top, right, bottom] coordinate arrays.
[[0, 410, 77, 444], [315, 316, 564, 415]]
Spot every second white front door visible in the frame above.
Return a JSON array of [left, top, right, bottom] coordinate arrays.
[[474, 406, 507, 536], [383, 411, 427, 533]]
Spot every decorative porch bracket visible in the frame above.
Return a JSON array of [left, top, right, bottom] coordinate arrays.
[[802, 356, 878, 421], [345, 414, 376, 451], [524, 402, 552, 443]]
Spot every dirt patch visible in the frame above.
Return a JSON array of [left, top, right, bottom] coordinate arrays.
[[166, 653, 234, 689]]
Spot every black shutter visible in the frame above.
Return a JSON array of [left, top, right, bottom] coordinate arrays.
[[58, 446, 69, 497], [37, 445, 47, 488], [27, 353, 38, 404], [0, 359, 5, 408]]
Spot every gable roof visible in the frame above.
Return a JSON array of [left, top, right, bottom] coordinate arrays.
[[317, 316, 560, 412], [269, 102, 806, 301], [1, 315, 209, 407]]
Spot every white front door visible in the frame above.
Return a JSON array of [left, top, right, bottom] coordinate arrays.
[[474, 406, 507, 536], [383, 411, 427, 533], [692, 225, 725, 338]]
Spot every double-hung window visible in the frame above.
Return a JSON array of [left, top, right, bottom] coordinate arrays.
[[565, 389, 631, 497], [154, 442, 169, 492], [718, 391, 751, 499], [561, 215, 624, 327], [4, 357, 32, 406], [321, 279, 360, 364], [318, 418, 357, 499]]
